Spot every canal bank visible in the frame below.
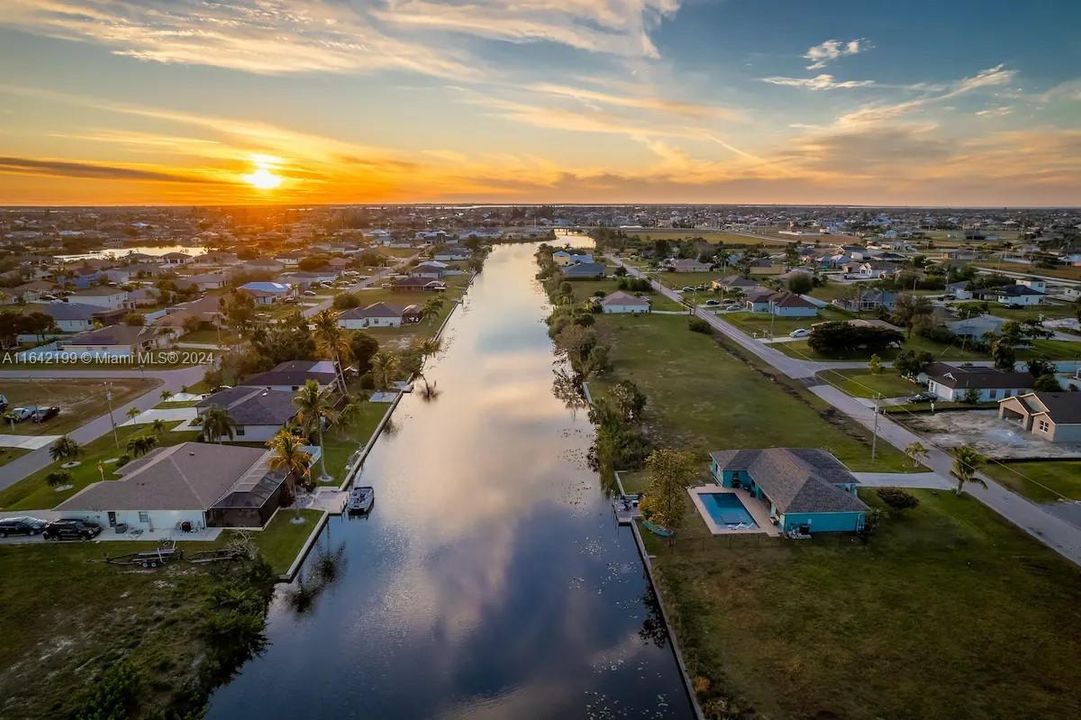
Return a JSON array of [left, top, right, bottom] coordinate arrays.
[[205, 242, 695, 719]]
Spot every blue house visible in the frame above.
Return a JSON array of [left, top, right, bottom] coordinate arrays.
[[709, 448, 868, 534]]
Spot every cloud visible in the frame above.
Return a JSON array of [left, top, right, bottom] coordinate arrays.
[[761, 74, 874, 90], [975, 106, 1013, 118], [0, 155, 215, 183], [804, 38, 868, 70], [527, 82, 732, 119]]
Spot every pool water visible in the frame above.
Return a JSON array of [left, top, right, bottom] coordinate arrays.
[[701, 492, 758, 528]]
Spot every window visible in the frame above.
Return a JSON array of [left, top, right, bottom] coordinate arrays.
[[1038, 420, 1049, 432], [138, 512, 150, 523], [236, 425, 245, 436]]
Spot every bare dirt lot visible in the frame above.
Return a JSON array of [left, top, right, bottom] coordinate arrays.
[[900, 409, 1081, 459], [0, 378, 160, 437]]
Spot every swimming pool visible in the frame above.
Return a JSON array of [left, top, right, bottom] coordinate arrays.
[[699, 492, 758, 528]]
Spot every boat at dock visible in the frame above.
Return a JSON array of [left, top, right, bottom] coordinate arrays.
[[346, 485, 374, 513]]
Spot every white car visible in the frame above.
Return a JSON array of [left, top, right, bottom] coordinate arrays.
[[789, 328, 811, 338]]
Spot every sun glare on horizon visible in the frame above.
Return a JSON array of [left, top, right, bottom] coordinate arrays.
[[243, 155, 283, 190]]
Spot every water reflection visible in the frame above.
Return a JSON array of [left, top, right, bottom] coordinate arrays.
[[205, 242, 693, 719]]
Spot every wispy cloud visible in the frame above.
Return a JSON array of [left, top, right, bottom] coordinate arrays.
[[527, 82, 732, 119], [0, 155, 216, 183], [761, 74, 874, 91], [804, 38, 868, 70]]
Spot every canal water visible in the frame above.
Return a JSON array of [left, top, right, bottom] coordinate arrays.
[[205, 242, 695, 719]]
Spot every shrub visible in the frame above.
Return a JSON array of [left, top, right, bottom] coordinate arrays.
[[332, 292, 360, 310], [688, 317, 711, 334], [876, 487, 920, 510]]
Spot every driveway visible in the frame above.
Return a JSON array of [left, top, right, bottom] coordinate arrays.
[[852, 472, 952, 489], [0, 434, 61, 450]]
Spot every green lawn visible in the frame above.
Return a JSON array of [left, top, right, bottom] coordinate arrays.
[[0, 540, 275, 719], [319, 401, 390, 485], [817, 368, 922, 399], [0, 378, 159, 436], [0, 447, 29, 467], [777, 333, 986, 362], [251, 508, 324, 574], [722, 307, 851, 338], [0, 422, 200, 511], [986, 302, 1079, 323], [983, 460, 1081, 503], [976, 261, 1081, 281], [349, 273, 470, 346], [561, 277, 683, 311], [651, 271, 721, 291], [179, 327, 234, 345], [592, 313, 910, 472], [647, 489, 1081, 719], [1017, 338, 1081, 361]]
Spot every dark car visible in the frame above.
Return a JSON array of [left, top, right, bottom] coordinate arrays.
[[0, 516, 47, 538], [42, 519, 102, 541], [908, 392, 937, 403], [31, 406, 60, 423]]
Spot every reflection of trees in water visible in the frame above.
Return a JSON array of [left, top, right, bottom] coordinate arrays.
[[638, 586, 669, 649], [284, 544, 346, 615], [418, 373, 441, 403], [551, 366, 588, 415], [382, 417, 399, 437]]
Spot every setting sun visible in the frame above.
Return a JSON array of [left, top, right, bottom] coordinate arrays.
[[243, 155, 282, 190]]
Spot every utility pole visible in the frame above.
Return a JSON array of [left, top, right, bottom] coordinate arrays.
[[104, 382, 119, 450], [871, 393, 881, 461]]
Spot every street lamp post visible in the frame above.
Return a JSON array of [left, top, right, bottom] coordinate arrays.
[[104, 382, 119, 450]]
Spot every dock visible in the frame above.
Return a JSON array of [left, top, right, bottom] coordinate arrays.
[[612, 495, 643, 525]]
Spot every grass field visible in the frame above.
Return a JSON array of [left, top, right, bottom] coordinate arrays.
[[592, 313, 910, 472], [817, 368, 923, 398], [618, 228, 788, 246], [251, 508, 324, 573], [722, 307, 850, 338], [1017, 338, 1081, 361], [0, 378, 159, 436], [982, 460, 1081, 503], [976, 261, 1081, 281], [650, 270, 722, 291], [777, 332, 986, 362], [0, 421, 200, 511], [319, 401, 391, 485], [561, 278, 683, 311], [646, 489, 1081, 719]]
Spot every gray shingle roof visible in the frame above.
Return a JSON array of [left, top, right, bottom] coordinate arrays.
[[197, 387, 298, 426], [925, 362, 1033, 390], [710, 448, 867, 514]]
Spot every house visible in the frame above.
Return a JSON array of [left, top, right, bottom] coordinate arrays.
[[560, 262, 605, 279], [56, 323, 168, 357], [945, 314, 1007, 340], [999, 392, 1081, 443], [127, 288, 159, 308], [409, 261, 448, 279], [68, 286, 131, 310], [748, 259, 784, 276], [832, 288, 896, 313], [923, 362, 1033, 402], [55, 442, 287, 530], [6, 280, 56, 304], [711, 275, 762, 294], [743, 287, 777, 313], [768, 291, 818, 317], [238, 281, 291, 305], [843, 261, 900, 279], [552, 251, 595, 267], [159, 252, 193, 266], [240, 360, 339, 392], [1016, 277, 1047, 293], [709, 448, 868, 534], [992, 284, 1044, 307], [433, 248, 472, 262], [41, 302, 121, 333], [599, 291, 651, 314], [390, 277, 446, 292], [666, 258, 713, 273], [197, 387, 299, 442], [186, 273, 226, 291], [337, 302, 419, 329]]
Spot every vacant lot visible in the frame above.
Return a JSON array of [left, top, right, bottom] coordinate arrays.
[[899, 409, 1081, 460], [817, 368, 923, 399], [0, 378, 159, 437], [591, 313, 910, 472], [977, 261, 1081, 281], [645, 490, 1081, 718], [560, 277, 683, 311], [777, 333, 986, 362], [722, 307, 850, 338], [982, 459, 1081, 503]]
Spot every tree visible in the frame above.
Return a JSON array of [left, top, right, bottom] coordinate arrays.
[[349, 331, 380, 377], [1026, 356, 1056, 379], [950, 444, 987, 495], [201, 405, 237, 444], [311, 309, 350, 391], [807, 323, 903, 357], [1033, 373, 1063, 391], [266, 429, 313, 509], [639, 449, 699, 537], [991, 339, 1016, 372], [787, 272, 813, 295], [49, 436, 82, 463], [892, 293, 933, 339], [126, 434, 158, 457], [122, 312, 145, 327], [293, 379, 338, 481], [868, 353, 883, 375], [904, 441, 928, 468], [609, 380, 647, 424], [421, 296, 445, 325], [125, 407, 141, 422], [894, 349, 933, 378], [369, 350, 401, 391], [219, 290, 256, 349], [159, 389, 174, 403], [151, 418, 166, 436], [332, 292, 360, 310], [46, 470, 73, 489]]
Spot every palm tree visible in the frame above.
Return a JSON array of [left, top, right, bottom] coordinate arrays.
[[421, 296, 445, 325], [200, 405, 237, 444], [125, 407, 141, 423], [266, 429, 313, 516], [335, 393, 365, 437], [49, 436, 82, 464], [311, 309, 351, 391], [950, 444, 987, 495], [414, 336, 442, 361], [903, 441, 928, 468], [293, 380, 338, 481], [369, 350, 401, 391], [126, 434, 158, 457], [152, 418, 166, 436], [160, 389, 174, 403]]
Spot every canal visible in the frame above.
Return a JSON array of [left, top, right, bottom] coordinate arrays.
[[206, 241, 695, 719]]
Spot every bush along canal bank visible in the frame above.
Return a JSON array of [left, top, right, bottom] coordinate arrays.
[[201, 241, 695, 719]]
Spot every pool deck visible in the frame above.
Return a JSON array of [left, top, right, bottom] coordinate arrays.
[[688, 485, 779, 537]]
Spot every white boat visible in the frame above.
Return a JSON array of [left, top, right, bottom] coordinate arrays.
[[346, 485, 374, 513]]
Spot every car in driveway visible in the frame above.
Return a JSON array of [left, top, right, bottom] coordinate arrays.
[[31, 406, 59, 423], [789, 328, 811, 338], [908, 392, 937, 403], [0, 393, 7, 411], [703, 299, 721, 306], [0, 517, 47, 538], [5, 407, 34, 423], [42, 519, 102, 541]]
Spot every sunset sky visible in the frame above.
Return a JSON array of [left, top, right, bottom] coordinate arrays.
[[1, 0, 1079, 206]]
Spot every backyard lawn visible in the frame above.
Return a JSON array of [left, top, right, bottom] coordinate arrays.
[[591, 314, 911, 472], [982, 460, 1081, 503], [179, 327, 235, 345], [319, 401, 391, 485], [646, 489, 1081, 719], [817, 368, 923, 399], [250, 508, 324, 574], [0, 378, 159, 436], [561, 277, 683, 311], [0, 421, 200, 511]]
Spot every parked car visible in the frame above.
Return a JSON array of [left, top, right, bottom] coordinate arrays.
[[31, 406, 59, 423], [42, 519, 102, 541], [681, 286, 694, 293], [0, 516, 47, 538], [703, 299, 721, 307], [908, 392, 937, 403], [0, 393, 7, 411], [302, 290, 317, 296], [5, 407, 34, 423], [789, 328, 811, 338]]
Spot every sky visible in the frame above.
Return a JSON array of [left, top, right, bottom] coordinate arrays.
[[0, 0, 1079, 207]]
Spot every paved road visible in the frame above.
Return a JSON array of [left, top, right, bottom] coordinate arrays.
[[612, 256, 1081, 566], [0, 365, 207, 492]]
